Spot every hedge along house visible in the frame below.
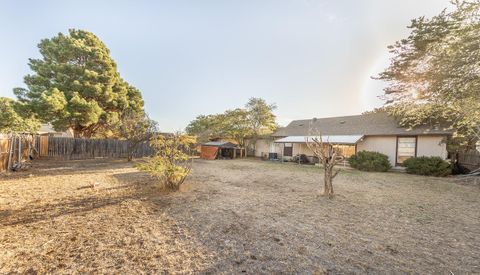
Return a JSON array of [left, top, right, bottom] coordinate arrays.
[[254, 112, 452, 167]]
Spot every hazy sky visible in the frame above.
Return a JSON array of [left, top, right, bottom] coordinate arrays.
[[0, 0, 451, 131]]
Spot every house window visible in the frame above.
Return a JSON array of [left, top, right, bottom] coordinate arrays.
[[397, 137, 416, 164], [333, 145, 356, 158], [284, 143, 293, 157]]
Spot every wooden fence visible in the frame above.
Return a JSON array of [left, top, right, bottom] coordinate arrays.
[[0, 134, 155, 172], [0, 134, 37, 172], [0, 138, 9, 172], [36, 136, 155, 160], [458, 150, 480, 171]]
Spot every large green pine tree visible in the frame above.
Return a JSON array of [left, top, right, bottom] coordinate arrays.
[[0, 97, 40, 133], [15, 29, 144, 137]]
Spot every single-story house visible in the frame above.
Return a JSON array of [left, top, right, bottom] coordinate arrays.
[[254, 112, 452, 167], [38, 124, 74, 137], [200, 141, 246, 160]]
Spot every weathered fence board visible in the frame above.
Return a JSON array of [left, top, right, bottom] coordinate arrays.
[[39, 136, 49, 157], [458, 150, 480, 171], [38, 136, 155, 160], [1, 134, 155, 172], [0, 135, 36, 172], [0, 138, 10, 172]]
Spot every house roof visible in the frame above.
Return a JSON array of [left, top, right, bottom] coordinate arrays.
[[37, 124, 74, 136], [275, 135, 364, 145], [272, 112, 453, 137], [202, 141, 239, 148], [38, 124, 58, 134]]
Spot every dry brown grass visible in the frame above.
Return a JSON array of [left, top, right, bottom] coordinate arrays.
[[0, 158, 479, 274]]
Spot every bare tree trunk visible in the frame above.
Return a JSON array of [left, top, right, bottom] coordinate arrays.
[[127, 142, 136, 162], [73, 130, 81, 138], [322, 164, 335, 198], [306, 128, 344, 199]]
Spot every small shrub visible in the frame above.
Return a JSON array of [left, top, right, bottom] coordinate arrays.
[[349, 151, 392, 172], [403, 156, 451, 177], [137, 134, 196, 190]]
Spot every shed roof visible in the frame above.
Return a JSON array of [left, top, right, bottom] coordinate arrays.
[[202, 141, 239, 148], [272, 112, 452, 137]]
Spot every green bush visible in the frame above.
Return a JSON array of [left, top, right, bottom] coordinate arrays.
[[402, 156, 451, 177], [349, 151, 392, 172], [137, 134, 196, 190]]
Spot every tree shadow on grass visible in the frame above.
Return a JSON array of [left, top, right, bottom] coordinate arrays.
[[0, 158, 138, 181], [1, 195, 129, 226], [111, 170, 156, 186], [0, 171, 168, 227]]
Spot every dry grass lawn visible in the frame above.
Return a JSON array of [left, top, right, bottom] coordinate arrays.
[[0, 158, 479, 274]]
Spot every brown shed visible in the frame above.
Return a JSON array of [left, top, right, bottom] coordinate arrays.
[[200, 141, 245, 160]]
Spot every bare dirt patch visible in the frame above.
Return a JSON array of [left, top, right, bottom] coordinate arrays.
[[1, 158, 479, 274]]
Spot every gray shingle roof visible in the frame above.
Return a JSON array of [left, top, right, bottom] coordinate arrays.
[[272, 112, 452, 137]]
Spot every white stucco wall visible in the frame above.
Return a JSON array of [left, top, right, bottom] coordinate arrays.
[[257, 135, 449, 165], [417, 135, 448, 159], [254, 139, 269, 157], [254, 139, 282, 158], [357, 135, 449, 166], [356, 136, 398, 166]]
